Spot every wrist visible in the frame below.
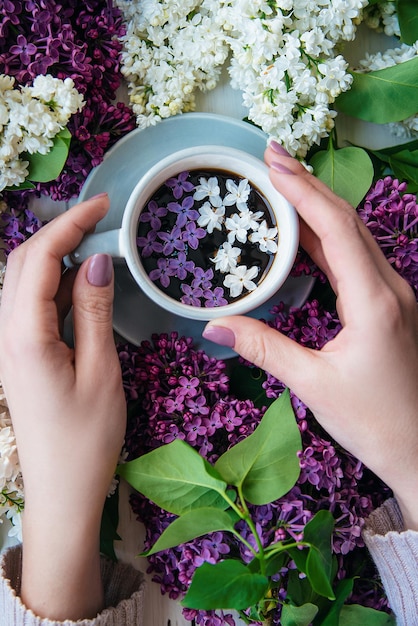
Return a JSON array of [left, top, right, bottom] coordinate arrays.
[[21, 506, 104, 620], [393, 492, 418, 532]]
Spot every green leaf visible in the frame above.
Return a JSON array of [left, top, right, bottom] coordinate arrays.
[[303, 511, 335, 600], [309, 145, 373, 208], [265, 550, 288, 576], [281, 602, 319, 626], [335, 57, 418, 124], [339, 604, 395, 625], [315, 578, 353, 625], [25, 127, 72, 183], [397, 0, 418, 45], [100, 488, 121, 561], [182, 560, 269, 610], [371, 147, 418, 192], [141, 507, 237, 556], [214, 390, 301, 505], [117, 439, 228, 515]]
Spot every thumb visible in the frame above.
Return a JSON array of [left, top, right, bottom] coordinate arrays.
[[203, 316, 321, 398], [72, 254, 117, 373]]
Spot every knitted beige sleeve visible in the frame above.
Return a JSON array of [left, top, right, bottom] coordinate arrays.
[[0, 545, 146, 626], [363, 498, 418, 626]]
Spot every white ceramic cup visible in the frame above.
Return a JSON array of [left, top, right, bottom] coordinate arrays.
[[66, 145, 299, 321]]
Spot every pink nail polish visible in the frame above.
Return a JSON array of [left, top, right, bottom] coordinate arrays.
[[270, 161, 296, 175], [269, 140, 292, 157], [87, 254, 113, 286], [89, 192, 108, 201], [202, 325, 236, 348]]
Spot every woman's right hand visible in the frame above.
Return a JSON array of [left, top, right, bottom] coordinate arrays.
[[203, 145, 418, 530]]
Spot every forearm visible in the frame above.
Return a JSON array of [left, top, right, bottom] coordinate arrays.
[[21, 504, 104, 621]]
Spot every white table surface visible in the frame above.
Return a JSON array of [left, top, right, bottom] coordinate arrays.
[[1, 25, 402, 626]]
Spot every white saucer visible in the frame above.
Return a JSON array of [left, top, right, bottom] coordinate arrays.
[[79, 113, 314, 358]]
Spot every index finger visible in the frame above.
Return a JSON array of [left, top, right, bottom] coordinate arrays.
[[266, 153, 397, 308], [1, 195, 110, 341], [10, 194, 110, 306]]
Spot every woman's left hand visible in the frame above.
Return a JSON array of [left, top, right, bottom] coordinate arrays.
[[0, 194, 126, 620]]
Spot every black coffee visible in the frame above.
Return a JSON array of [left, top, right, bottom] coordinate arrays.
[[136, 168, 278, 307]]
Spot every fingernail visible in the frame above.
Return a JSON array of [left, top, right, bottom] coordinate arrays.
[[269, 140, 292, 157], [270, 161, 296, 175], [89, 192, 108, 201], [87, 254, 113, 286], [202, 325, 236, 348]]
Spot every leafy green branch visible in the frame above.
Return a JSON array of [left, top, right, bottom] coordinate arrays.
[[117, 390, 395, 623]]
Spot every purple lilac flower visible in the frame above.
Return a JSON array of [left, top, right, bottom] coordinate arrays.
[[192, 267, 214, 290], [182, 221, 206, 249], [0, 204, 43, 254], [140, 200, 168, 230], [185, 395, 210, 416], [184, 417, 208, 443], [200, 532, 230, 563], [290, 248, 326, 282], [9, 33, 37, 64], [149, 258, 173, 288], [1, 0, 135, 202], [168, 196, 199, 228], [358, 177, 418, 295], [168, 251, 195, 280], [136, 229, 164, 258], [203, 286, 228, 307], [158, 225, 185, 255], [165, 171, 195, 200], [180, 284, 203, 306]]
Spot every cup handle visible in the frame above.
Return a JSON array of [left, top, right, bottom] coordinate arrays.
[[63, 229, 124, 267]]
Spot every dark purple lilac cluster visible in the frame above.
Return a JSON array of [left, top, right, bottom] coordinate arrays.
[[0, 195, 44, 255], [0, 0, 136, 201], [358, 176, 418, 296], [119, 306, 390, 625]]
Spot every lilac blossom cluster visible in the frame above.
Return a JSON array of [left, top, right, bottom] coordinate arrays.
[[137, 171, 278, 306], [357, 177, 418, 296], [0, 0, 135, 201], [0, 195, 44, 255], [119, 311, 391, 626]]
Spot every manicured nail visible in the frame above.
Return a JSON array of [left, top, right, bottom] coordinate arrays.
[[202, 325, 236, 348], [270, 161, 296, 175], [89, 192, 108, 201], [269, 140, 292, 157], [87, 254, 113, 286]]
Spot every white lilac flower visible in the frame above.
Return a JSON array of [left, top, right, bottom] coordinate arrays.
[[211, 242, 241, 273], [193, 176, 223, 207], [116, 0, 368, 155], [223, 264, 259, 298], [238, 208, 264, 230], [116, 0, 229, 127], [197, 201, 225, 233], [249, 220, 278, 253], [363, 0, 401, 38], [5, 509, 22, 541], [225, 213, 252, 244], [0, 74, 84, 192], [223, 177, 251, 212], [317, 56, 353, 100], [0, 384, 24, 535]]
